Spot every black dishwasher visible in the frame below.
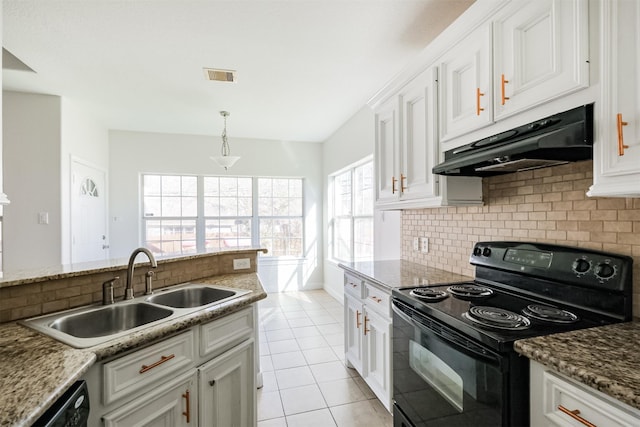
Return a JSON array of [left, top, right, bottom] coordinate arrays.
[[33, 380, 89, 427]]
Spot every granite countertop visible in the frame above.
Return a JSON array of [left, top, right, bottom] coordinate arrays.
[[0, 272, 267, 427], [514, 321, 640, 410], [339, 259, 473, 290]]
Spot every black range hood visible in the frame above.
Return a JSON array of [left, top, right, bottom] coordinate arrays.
[[433, 104, 594, 177]]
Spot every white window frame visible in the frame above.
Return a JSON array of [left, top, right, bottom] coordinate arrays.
[[328, 156, 374, 263]]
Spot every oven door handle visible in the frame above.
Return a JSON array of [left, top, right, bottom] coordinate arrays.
[[392, 301, 503, 367]]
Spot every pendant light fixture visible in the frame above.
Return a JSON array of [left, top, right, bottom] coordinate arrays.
[[211, 110, 240, 170]]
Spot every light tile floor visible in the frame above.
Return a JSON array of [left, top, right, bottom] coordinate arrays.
[[257, 290, 393, 427]]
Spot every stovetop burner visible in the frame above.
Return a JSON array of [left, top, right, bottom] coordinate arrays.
[[409, 288, 449, 301], [522, 304, 579, 324], [464, 306, 531, 331], [447, 283, 494, 300]]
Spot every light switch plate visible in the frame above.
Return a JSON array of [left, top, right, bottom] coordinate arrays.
[[420, 237, 429, 253], [413, 237, 420, 251]]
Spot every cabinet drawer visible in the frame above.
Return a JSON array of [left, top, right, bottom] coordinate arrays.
[[103, 330, 195, 405], [543, 370, 640, 427], [364, 284, 390, 317], [200, 307, 254, 358], [344, 273, 364, 298]]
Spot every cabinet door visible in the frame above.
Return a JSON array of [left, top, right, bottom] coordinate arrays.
[[589, 0, 640, 197], [493, 0, 589, 120], [363, 307, 392, 411], [398, 67, 438, 201], [344, 293, 363, 373], [439, 23, 493, 142], [103, 371, 196, 427], [374, 97, 399, 205], [199, 338, 255, 427]]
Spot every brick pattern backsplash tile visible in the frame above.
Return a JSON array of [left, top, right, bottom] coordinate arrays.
[[402, 161, 640, 317]]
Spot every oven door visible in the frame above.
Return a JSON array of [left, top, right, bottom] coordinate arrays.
[[392, 299, 511, 427]]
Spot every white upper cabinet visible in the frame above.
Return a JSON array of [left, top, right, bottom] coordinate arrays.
[[492, 0, 589, 121], [398, 68, 439, 202], [439, 23, 493, 142], [439, 0, 589, 144], [375, 67, 440, 207], [374, 98, 399, 205], [588, 0, 640, 197]]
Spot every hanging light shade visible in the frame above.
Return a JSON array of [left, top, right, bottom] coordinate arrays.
[[211, 110, 240, 170]]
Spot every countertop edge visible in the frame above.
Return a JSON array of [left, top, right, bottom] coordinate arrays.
[[0, 272, 267, 426]]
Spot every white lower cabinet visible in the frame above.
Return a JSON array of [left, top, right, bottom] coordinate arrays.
[[530, 360, 640, 427], [84, 306, 257, 426], [198, 338, 255, 426], [343, 275, 392, 411]]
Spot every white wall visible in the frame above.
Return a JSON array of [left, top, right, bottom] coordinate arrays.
[[3, 91, 62, 270], [60, 98, 110, 264], [322, 106, 400, 301], [109, 130, 324, 292]]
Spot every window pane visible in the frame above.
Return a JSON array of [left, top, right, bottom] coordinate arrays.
[[289, 180, 302, 197], [238, 178, 252, 197], [143, 196, 161, 217], [334, 218, 352, 261], [144, 175, 161, 196], [354, 162, 373, 216], [182, 176, 197, 196], [146, 219, 196, 256], [162, 176, 181, 196], [204, 197, 220, 217], [273, 179, 288, 197], [204, 177, 219, 196], [354, 217, 373, 260], [182, 196, 197, 216], [162, 196, 181, 217], [259, 218, 303, 257], [258, 197, 273, 216], [220, 177, 237, 196], [205, 219, 252, 250], [220, 197, 238, 216], [334, 171, 352, 216]]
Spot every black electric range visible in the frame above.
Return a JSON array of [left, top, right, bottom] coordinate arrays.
[[391, 241, 633, 427]]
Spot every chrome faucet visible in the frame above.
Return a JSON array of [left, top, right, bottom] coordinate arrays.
[[125, 247, 157, 300]]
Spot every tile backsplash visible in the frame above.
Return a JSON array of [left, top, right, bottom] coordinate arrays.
[[402, 160, 640, 317]]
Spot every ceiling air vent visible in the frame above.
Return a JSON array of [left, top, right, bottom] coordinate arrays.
[[203, 68, 237, 83]]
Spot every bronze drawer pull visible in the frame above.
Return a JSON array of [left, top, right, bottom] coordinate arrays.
[[476, 87, 485, 116], [558, 405, 597, 427], [370, 296, 383, 303], [139, 354, 175, 374], [364, 316, 370, 335], [356, 310, 362, 329]]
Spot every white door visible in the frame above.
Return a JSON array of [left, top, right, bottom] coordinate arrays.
[[71, 159, 108, 263]]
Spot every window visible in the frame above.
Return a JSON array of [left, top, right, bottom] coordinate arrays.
[[329, 159, 373, 262], [142, 175, 303, 257]]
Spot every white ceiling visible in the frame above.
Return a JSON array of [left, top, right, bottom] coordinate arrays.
[[2, 0, 474, 142]]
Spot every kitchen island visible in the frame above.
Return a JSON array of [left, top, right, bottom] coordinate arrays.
[[0, 249, 267, 426]]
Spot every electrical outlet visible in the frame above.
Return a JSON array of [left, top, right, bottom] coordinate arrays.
[[233, 258, 251, 270], [420, 237, 429, 253], [413, 237, 420, 251]]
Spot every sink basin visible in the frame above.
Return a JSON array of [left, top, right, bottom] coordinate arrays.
[[49, 303, 173, 338], [146, 286, 237, 308]]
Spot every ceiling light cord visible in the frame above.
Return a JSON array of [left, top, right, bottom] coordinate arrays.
[[211, 110, 240, 170]]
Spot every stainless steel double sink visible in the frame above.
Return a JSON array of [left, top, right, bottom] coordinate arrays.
[[21, 283, 251, 348]]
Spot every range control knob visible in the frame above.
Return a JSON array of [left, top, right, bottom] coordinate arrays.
[[572, 258, 591, 274], [482, 247, 492, 257], [473, 247, 482, 256], [595, 263, 616, 280]]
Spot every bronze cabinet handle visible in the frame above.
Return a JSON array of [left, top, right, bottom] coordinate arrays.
[[617, 113, 629, 156], [476, 87, 485, 116], [557, 405, 597, 427], [501, 74, 510, 105], [356, 310, 361, 329], [364, 316, 370, 335], [400, 174, 407, 192], [139, 354, 175, 374], [392, 176, 398, 194], [183, 389, 191, 423]]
